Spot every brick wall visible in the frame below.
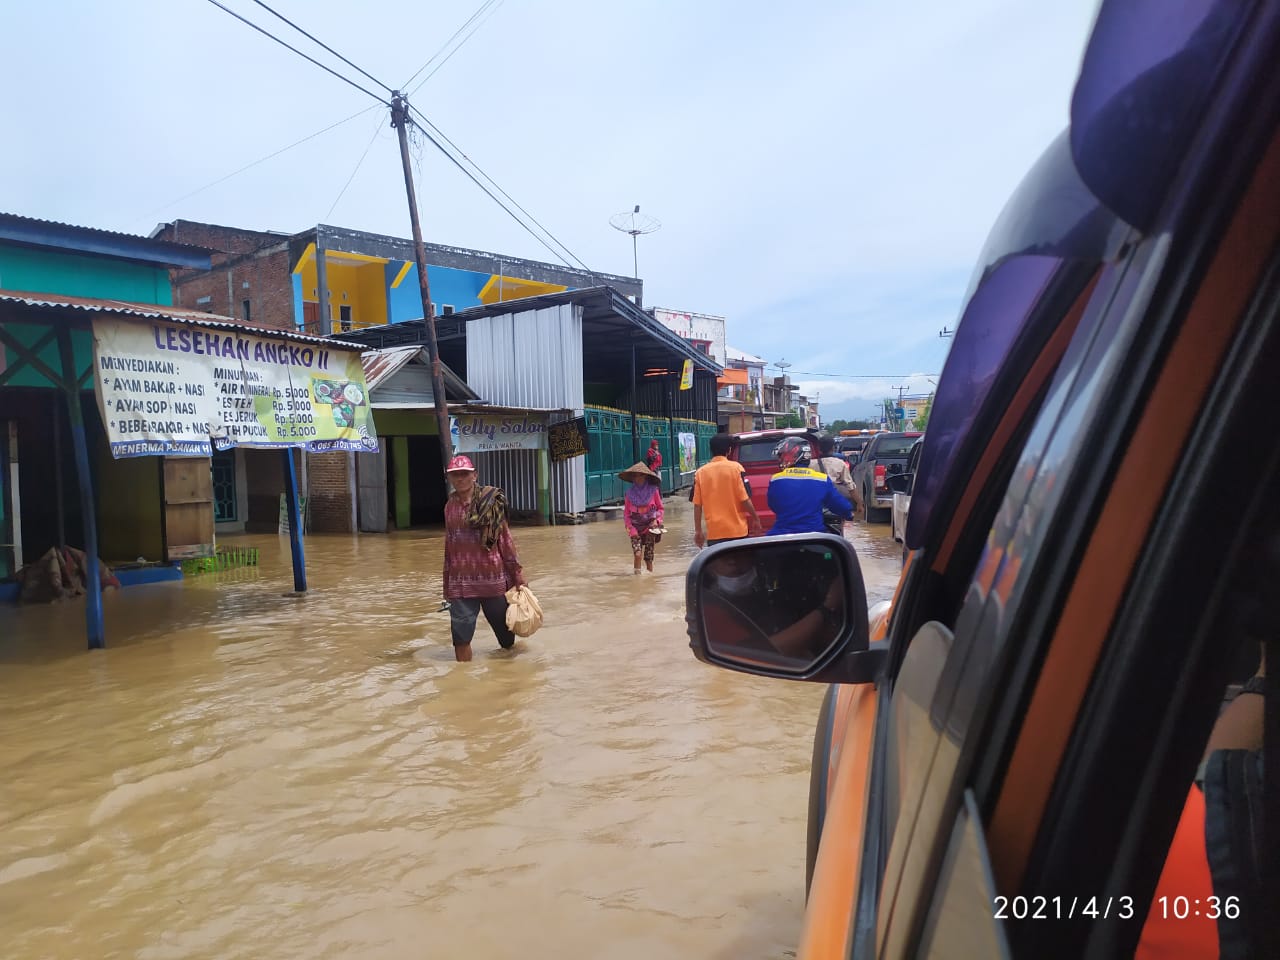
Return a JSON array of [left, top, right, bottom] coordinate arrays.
[[154, 220, 296, 331], [156, 220, 280, 256], [306, 451, 354, 533]]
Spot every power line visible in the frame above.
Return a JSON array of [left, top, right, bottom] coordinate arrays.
[[408, 103, 589, 270], [325, 114, 384, 220], [403, 0, 504, 92], [201, 0, 592, 283], [408, 1, 504, 97], [404, 104, 593, 273], [247, 0, 395, 95], [202, 0, 389, 105], [765, 367, 940, 381], [146, 104, 379, 216]]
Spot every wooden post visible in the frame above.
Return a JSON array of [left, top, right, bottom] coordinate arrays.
[[57, 328, 104, 650], [389, 94, 456, 487], [52, 389, 65, 547], [283, 449, 307, 592]]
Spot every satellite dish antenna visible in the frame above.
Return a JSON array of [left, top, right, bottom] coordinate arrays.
[[609, 204, 661, 278]]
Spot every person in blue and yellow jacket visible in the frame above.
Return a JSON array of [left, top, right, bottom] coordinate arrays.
[[767, 437, 853, 535]]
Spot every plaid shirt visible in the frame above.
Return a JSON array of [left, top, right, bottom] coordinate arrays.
[[442, 494, 525, 599]]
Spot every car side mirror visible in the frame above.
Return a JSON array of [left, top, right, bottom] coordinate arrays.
[[885, 473, 913, 495], [685, 534, 884, 684]]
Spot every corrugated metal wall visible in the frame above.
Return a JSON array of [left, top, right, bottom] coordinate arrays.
[[472, 449, 538, 512], [469, 429, 586, 515], [466, 304, 584, 409], [374, 364, 436, 406]]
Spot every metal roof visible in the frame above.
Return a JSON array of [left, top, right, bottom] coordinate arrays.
[[334, 285, 723, 379], [0, 212, 213, 269], [727, 345, 766, 364], [0, 290, 363, 350], [361, 345, 479, 400]]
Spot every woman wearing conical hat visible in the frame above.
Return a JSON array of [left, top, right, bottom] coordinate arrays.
[[619, 461, 665, 575]]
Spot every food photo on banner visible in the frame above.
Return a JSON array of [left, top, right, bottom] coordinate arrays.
[[92, 316, 378, 457]]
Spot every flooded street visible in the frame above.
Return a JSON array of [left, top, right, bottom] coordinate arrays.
[[0, 501, 904, 960]]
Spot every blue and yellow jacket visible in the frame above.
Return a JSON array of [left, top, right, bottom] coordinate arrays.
[[766, 466, 854, 535]]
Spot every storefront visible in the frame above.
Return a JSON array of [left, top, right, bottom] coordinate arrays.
[[0, 292, 375, 647]]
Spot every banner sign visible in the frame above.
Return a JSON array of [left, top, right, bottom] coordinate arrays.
[[93, 317, 378, 458], [548, 417, 590, 462], [451, 413, 547, 453], [679, 358, 694, 391], [678, 432, 697, 473]]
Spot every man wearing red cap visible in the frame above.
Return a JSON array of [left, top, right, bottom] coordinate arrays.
[[442, 455, 527, 662]]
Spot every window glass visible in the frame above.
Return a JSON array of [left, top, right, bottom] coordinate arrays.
[[873, 437, 919, 457], [736, 440, 781, 464], [1071, 0, 1250, 230]]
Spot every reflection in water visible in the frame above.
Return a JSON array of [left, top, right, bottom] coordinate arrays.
[[0, 504, 901, 959]]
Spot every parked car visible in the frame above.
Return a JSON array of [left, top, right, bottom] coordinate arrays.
[[686, 4, 1280, 955], [726, 427, 819, 532], [850, 431, 922, 522], [833, 434, 871, 466], [889, 436, 923, 550]]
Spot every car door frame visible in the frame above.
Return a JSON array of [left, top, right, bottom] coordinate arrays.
[[872, 53, 1280, 959]]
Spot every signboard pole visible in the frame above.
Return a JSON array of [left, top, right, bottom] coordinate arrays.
[[282, 450, 307, 593], [391, 94, 456, 487], [58, 328, 104, 649]]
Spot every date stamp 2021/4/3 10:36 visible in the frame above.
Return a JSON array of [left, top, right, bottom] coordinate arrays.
[[993, 895, 1241, 921]]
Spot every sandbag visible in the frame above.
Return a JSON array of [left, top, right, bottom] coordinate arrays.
[[505, 585, 544, 638]]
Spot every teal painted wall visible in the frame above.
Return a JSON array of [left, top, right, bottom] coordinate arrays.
[[0, 320, 94, 389], [0, 246, 173, 305], [0, 246, 172, 390]]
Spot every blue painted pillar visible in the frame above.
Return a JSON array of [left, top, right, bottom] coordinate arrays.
[[283, 449, 307, 592], [58, 329, 104, 650]]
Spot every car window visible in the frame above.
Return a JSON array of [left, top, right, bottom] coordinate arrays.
[[736, 440, 782, 464], [1071, 0, 1250, 230], [872, 437, 918, 457]]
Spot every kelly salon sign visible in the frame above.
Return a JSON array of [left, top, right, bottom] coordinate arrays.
[[93, 317, 378, 458], [451, 413, 547, 453]]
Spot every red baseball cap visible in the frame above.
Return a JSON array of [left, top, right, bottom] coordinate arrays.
[[446, 455, 476, 473]]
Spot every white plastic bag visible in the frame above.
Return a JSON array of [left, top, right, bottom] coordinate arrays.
[[505, 585, 544, 637]]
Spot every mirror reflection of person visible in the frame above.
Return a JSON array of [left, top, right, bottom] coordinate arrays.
[[701, 550, 843, 663]]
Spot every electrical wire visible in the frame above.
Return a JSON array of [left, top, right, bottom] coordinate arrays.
[[201, 0, 595, 284], [247, 0, 395, 95], [202, 0, 389, 105], [147, 104, 379, 216], [766, 367, 940, 380], [407, 103, 595, 274], [402, 0, 502, 91], [406, 0, 506, 97], [325, 114, 385, 220]]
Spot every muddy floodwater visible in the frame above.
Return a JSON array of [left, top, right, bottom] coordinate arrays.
[[0, 500, 904, 959]]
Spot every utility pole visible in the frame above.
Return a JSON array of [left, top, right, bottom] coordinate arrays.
[[391, 93, 455, 482], [890, 385, 907, 431]]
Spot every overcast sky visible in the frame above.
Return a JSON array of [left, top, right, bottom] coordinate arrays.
[[4, 0, 1100, 420]]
